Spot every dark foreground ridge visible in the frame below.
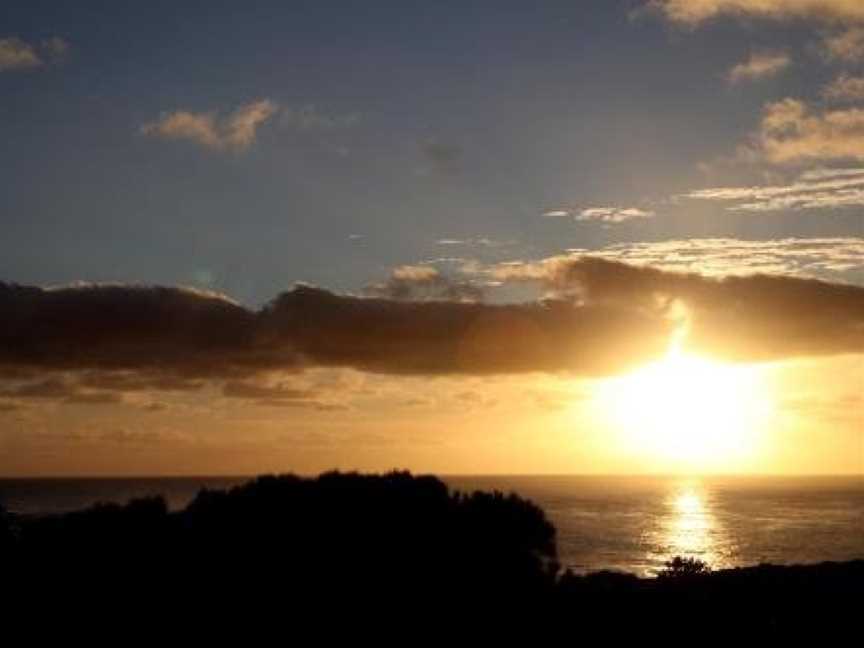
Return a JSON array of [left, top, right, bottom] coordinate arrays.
[[2, 471, 861, 637]]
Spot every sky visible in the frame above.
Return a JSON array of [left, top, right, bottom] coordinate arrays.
[[0, 0, 862, 476]]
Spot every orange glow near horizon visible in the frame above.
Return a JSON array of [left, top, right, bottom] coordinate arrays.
[[593, 343, 776, 472]]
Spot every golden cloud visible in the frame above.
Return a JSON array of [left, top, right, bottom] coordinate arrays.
[[727, 52, 790, 84], [652, 0, 864, 25], [140, 99, 278, 152], [757, 98, 864, 163]]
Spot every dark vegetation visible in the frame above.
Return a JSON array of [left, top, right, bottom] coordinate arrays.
[[1, 472, 861, 637]]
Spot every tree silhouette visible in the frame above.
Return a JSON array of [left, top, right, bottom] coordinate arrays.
[[658, 556, 711, 579], [0, 503, 15, 552], [3, 473, 862, 637]]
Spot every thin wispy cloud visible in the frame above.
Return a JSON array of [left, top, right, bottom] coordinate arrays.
[[435, 237, 515, 248], [651, 0, 864, 26], [576, 207, 655, 223], [727, 52, 790, 84], [222, 380, 336, 410], [822, 74, 864, 102], [365, 265, 484, 302], [542, 207, 654, 223], [0, 36, 68, 71], [479, 239, 864, 288], [461, 240, 864, 305], [823, 27, 864, 62], [800, 167, 864, 180], [755, 99, 864, 164], [41, 37, 68, 59], [141, 99, 278, 152], [0, 38, 40, 70], [681, 167, 864, 211], [569, 238, 864, 279]]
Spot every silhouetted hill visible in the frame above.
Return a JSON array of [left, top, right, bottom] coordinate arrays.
[[3, 472, 558, 621], [2, 472, 861, 638], [556, 558, 863, 638]]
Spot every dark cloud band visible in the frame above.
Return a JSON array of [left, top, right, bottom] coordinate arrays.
[[1, 259, 862, 391], [538, 257, 864, 362]]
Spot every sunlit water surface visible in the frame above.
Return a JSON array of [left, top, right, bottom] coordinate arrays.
[[1, 475, 861, 576], [449, 476, 863, 575]]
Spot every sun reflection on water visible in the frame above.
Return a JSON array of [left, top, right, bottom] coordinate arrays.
[[649, 482, 732, 573]]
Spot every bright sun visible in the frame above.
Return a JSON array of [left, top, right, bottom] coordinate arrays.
[[594, 346, 775, 470]]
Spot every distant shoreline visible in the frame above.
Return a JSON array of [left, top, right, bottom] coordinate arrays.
[[2, 472, 862, 479]]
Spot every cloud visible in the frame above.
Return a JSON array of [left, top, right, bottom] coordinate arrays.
[[727, 52, 790, 84], [0, 36, 68, 71], [0, 279, 671, 379], [365, 265, 485, 302], [453, 390, 498, 410], [606, 237, 864, 278], [486, 237, 864, 281], [222, 379, 344, 410], [823, 27, 864, 61], [435, 237, 515, 249], [822, 74, 864, 102], [260, 284, 672, 375], [681, 167, 864, 210], [0, 38, 40, 70], [0, 378, 76, 399], [484, 256, 864, 363], [391, 265, 441, 282], [0, 282, 264, 374], [41, 37, 69, 59], [63, 392, 124, 405], [77, 371, 205, 393], [576, 207, 655, 223], [2, 258, 862, 388], [800, 167, 864, 180], [222, 381, 312, 400], [651, 0, 864, 25], [0, 377, 123, 406], [754, 98, 864, 164], [543, 207, 655, 223], [140, 99, 278, 151]]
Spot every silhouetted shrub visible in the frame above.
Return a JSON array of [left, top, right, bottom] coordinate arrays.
[[8, 471, 558, 616], [173, 471, 559, 610], [0, 502, 15, 552], [4, 473, 862, 638], [658, 556, 711, 579]]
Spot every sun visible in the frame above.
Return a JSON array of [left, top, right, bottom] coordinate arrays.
[[593, 346, 774, 470]]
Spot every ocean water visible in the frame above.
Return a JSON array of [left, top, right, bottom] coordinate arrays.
[[448, 476, 864, 576], [1, 475, 861, 576]]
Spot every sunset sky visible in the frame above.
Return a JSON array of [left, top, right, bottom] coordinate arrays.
[[1, 0, 862, 476]]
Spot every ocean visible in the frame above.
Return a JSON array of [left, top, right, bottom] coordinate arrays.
[[1, 475, 861, 576]]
